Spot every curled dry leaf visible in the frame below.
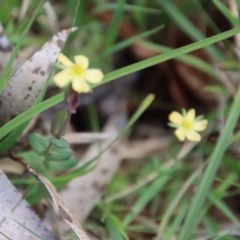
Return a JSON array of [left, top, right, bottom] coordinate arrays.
[[28, 168, 90, 240], [9, 151, 90, 240], [0, 27, 76, 126], [0, 170, 57, 240]]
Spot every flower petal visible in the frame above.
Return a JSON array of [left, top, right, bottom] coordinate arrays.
[[194, 119, 208, 132], [74, 55, 89, 69], [186, 130, 201, 142], [186, 109, 195, 122], [58, 53, 74, 67], [85, 69, 104, 83], [72, 79, 91, 93], [174, 128, 186, 141], [169, 111, 183, 125], [53, 70, 72, 87]]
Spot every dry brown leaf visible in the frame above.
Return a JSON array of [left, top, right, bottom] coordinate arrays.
[[123, 137, 170, 159], [33, 173, 90, 240], [63, 132, 111, 144], [10, 153, 90, 240], [0, 27, 76, 126], [0, 170, 57, 240], [0, 157, 24, 174]]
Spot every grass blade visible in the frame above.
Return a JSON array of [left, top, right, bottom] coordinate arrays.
[[157, 0, 224, 60], [213, 0, 240, 27], [92, 3, 161, 14], [0, 93, 64, 140], [158, 165, 205, 239], [101, 25, 164, 57], [178, 84, 240, 240], [123, 174, 171, 227], [208, 193, 240, 226], [139, 41, 217, 77], [1, 27, 240, 141], [104, 0, 125, 49], [0, 1, 44, 95], [100, 27, 240, 85]]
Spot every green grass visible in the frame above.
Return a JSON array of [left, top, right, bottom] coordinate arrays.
[[1, 1, 240, 239]]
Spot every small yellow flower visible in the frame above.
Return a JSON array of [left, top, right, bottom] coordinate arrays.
[[168, 109, 208, 142], [53, 53, 103, 93]]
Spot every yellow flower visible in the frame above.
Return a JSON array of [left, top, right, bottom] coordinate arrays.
[[168, 109, 208, 142], [53, 53, 103, 93]]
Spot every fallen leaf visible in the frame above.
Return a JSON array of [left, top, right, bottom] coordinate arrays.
[[0, 27, 77, 126]]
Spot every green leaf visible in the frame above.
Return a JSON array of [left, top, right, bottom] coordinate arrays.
[[49, 137, 69, 148], [105, 214, 129, 240], [45, 138, 73, 162], [48, 158, 78, 171], [26, 183, 46, 206], [28, 133, 49, 156], [17, 150, 46, 174]]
